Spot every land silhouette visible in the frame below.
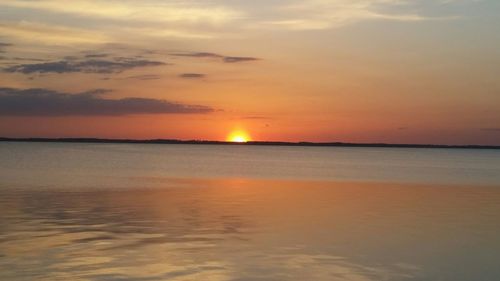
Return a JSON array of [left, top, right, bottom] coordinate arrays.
[[0, 137, 498, 149]]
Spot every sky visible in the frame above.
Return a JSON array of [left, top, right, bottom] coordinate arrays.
[[0, 0, 499, 144]]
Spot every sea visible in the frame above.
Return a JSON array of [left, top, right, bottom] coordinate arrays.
[[1, 141, 499, 281]]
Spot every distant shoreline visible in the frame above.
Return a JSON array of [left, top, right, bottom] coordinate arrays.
[[1, 137, 499, 149]]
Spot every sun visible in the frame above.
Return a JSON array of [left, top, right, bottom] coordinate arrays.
[[227, 130, 251, 143]]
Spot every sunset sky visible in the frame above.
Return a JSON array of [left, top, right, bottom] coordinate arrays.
[[0, 0, 499, 144]]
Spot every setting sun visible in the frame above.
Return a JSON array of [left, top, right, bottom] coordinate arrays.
[[227, 130, 251, 143]]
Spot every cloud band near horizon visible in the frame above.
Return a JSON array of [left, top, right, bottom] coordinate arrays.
[[0, 87, 214, 116]]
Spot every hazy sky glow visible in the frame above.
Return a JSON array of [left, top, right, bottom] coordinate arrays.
[[0, 0, 499, 144]]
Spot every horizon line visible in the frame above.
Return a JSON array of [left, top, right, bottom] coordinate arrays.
[[1, 137, 499, 149]]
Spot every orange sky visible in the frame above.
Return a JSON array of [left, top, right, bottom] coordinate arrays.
[[0, 0, 499, 145]]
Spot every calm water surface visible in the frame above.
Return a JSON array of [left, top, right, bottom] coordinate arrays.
[[1, 142, 500, 281]]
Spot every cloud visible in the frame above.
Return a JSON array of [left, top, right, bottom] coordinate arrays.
[[258, 0, 455, 30], [0, 0, 241, 25], [0, 42, 12, 49], [4, 58, 165, 74], [11, 57, 49, 62], [172, 52, 259, 63], [223, 56, 259, 63], [481, 128, 500, 132], [179, 73, 205, 79], [0, 0, 468, 46], [172, 52, 223, 58], [0, 21, 109, 44], [240, 116, 272, 120], [84, 53, 109, 58], [120, 26, 216, 40], [0, 42, 12, 53], [0, 87, 214, 116], [125, 74, 161, 80]]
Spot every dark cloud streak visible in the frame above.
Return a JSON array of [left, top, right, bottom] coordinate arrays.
[[172, 52, 222, 58], [0, 42, 12, 53], [240, 116, 272, 120], [125, 74, 161, 80], [223, 57, 259, 63], [179, 73, 205, 79], [84, 53, 109, 58], [481, 128, 500, 132], [0, 88, 214, 116], [172, 52, 259, 63], [3, 58, 165, 74]]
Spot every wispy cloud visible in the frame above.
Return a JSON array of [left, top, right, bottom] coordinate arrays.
[[125, 74, 161, 80], [0, 21, 109, 44], [172, 52, 259, 63], [4, 58, 165, 74], [0, 0, 242, 25], [84, 53, 109, 58], [0, 87, 214, 116], [172, 52, 223, 58], [0, 0, 466, 47], [118, 26, 217, 40], [5, 57, 47, 62], [0, 0, 236, 45], [258, 0, 457, 30], [179, 73, 206, 79], [240, 116, 273, 120], [0, 42, 12, 54], [223, 57, 259, 63], [481, 128, 500, 132], [0, 42, 12, 51]]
